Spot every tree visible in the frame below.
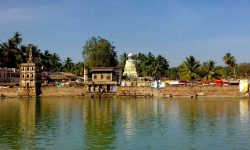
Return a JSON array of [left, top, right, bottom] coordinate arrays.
[[74, 62, 84, 76], [131, 52, 147, 76], [42, 50, 52, 70], [62, 57, 74, 72], [201, 60, 221, 80], [12, 32, 22, 46], [237, 63, 250, 78], [82, 37, 118, 69], [223, 53, 237, 79], [119, 52, 128, 71], [178, 55, 200, 80], [50, 53, 62, 72], [0, 32, 63, 72], [150, 55, 169, 78], [166, 67, 179, 80]]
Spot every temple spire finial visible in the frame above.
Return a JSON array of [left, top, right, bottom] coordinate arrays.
[[28, 46, 33, 63]]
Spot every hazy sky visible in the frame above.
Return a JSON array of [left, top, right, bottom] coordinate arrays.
[[1, 0, 250, 66]]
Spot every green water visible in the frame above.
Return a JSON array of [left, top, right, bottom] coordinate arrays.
[[0, 97, 249, 150]]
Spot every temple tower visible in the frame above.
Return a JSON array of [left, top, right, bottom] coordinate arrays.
[[123, 53, 138, 77], [18, 46, 41, 97]]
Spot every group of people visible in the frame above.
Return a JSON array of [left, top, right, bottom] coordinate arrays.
[[89, 85, 107, 93], [99, 86, 106, 93]]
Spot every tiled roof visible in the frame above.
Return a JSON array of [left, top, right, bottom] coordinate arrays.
[[91, 67, 115, 72]]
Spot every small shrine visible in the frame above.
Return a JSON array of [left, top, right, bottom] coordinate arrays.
[[123, 53, 138, 77], [18, 46, 41, 97]]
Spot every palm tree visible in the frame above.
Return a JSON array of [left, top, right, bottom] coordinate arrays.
[[166, 67, 179, 80], [151, 55, 169, 78], [11, 32, 22, 46], [74, 62, 84, 76], [201, 60, 221, 80], [119, 52, 128, 71], [132, 52, 147, 76], [0, 42, 10, 66], [50, 53, 62, 72], [178, 55, 200, 80], [42, 50, 52, 71], [0, 33, 64, 72], [62, 57, 75, 72], [145, 52, 156, 76], [223, 53, 236, 79]]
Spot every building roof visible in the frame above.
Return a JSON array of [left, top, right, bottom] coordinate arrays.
[[49, 75, 69, 80], [59, 72, 76, 77], [91, 67, 115, 72]]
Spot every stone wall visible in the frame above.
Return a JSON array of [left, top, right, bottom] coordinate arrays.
[[0, 88, 18, 97], [117, 85, 248, 97], [41, 86, 84, 97], [0, 86, 248, 98]]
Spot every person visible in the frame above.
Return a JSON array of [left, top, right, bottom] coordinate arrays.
[[103, 85, 106, 93]]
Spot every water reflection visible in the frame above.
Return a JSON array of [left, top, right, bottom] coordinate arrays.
[[0, 97, 250, 149], [82, 99, 116, 150], [0, 98, 36, 149], [239, 99, 249, 135]]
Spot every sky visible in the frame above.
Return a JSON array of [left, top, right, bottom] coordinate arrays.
[[1, 0, 250, 67]]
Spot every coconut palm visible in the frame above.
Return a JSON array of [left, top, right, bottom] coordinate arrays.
[[223, 53, 236, 79], [50, 53, 62, 72], [132, 52, 147, 76], [151, 55, 169, 78], [74, 62, 84, 76], [178, 55, 200, 80], [0, 33, 65, 72], [11, 32, 22, 46], [0, 33, 24, 67], [62, 57, 75, 72], [119, 52, 128, 70], [166, 67, 179, 80], [201, 60, 221, 80], [0, 42, 10, 66]]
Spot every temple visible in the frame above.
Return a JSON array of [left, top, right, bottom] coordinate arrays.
[[18, 46, 41, 97], [123, 53, 138, 77]]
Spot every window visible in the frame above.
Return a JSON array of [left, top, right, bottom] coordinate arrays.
[[101, 75, 103, 79], [106, 75, 111, 80], [94, 75, 97, 79]]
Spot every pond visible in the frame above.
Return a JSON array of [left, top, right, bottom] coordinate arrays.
[[0, 97, 249, 150]]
